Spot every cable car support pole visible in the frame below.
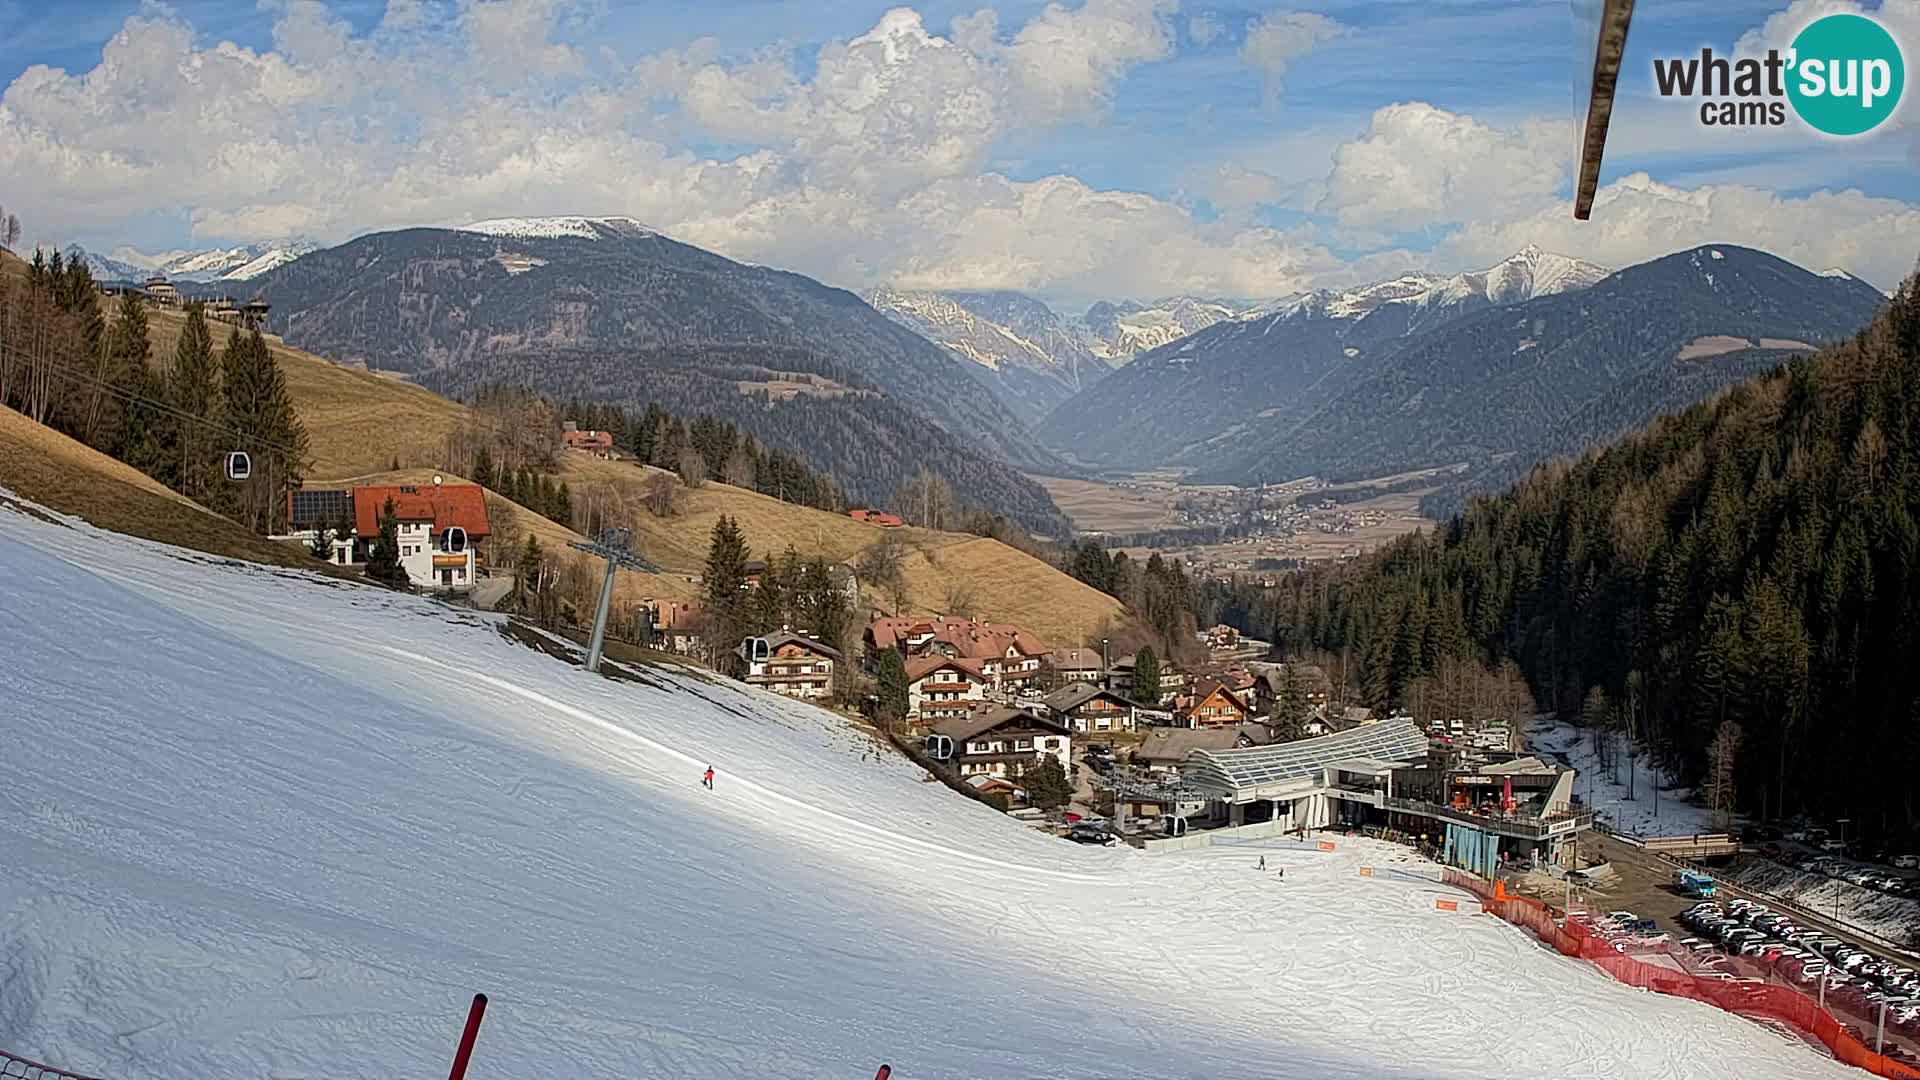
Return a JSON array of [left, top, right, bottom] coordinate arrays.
[[568, 527, 660, 674], [1574, 0, 1635, 220]]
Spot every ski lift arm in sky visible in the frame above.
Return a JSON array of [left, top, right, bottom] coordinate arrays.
[[1573, 0, 1636, 220]]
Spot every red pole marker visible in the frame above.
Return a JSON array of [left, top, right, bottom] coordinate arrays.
[[449, 993, 489, 1080], [874, 1066, 892, 1080]]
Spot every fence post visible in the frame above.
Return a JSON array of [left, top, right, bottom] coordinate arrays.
[[449, 993, 489, 1080], [1878, 998, 1889, 1055]]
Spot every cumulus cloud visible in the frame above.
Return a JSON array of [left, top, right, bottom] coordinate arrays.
[[0, 0, 1340, 307], [1436, 172, 1920, 290], [1315, 103, 1570, 241], [1240, 9, 1340, 102], [1187, 13, 1224, 46]]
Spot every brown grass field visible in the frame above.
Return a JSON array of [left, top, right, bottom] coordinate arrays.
[[1033, 474, 1179, 533], [0, 406, 353, 575], [123, 302, 1127, 644]]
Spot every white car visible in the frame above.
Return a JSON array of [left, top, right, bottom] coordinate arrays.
[[1892, 854, 1919, 869]]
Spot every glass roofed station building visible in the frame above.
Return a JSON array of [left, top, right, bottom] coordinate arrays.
[[1176, 720, 1594, 875]]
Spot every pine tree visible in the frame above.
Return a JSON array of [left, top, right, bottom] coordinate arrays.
[[1133, 645, 1161, 704], [110, 291, 171, 481], [307, 523, 334, 561], [703, 515, 750, 654], [168, 303, 219, 501], [555, 480, 573, 528], [365, 498, 411, 589], [1275, 663, 1311, 737], [751, 549, 785, 634], [1019, 754, 1072, 810], [220, 328, 307, 533], [1706, 719, 1744, 831], [876, 647, 909, 723], [471, 445, 496, 490]]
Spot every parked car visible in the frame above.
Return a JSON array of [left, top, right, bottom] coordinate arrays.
[[1893, 854, 1920, 870], [1821, 838, 1849, 852]]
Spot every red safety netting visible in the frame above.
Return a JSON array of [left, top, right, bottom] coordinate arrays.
[[1, 1051, 103, 1080], [1443, 869, 1920, 1079]]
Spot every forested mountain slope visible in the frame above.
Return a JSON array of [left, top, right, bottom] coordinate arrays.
[[244, 224, 1071, 534], [1237, 272, 1920, 830], [1211, 246, 1886, 486]]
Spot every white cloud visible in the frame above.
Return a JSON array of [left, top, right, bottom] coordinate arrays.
[[1315, 103, 1569, 241], [998, 0, 1179, 123], [0, 1, 1332, 308], [1240, 9, 1340, 102], [1197, 162, 1282, 214], [1188, 13, 1224, 46], [1436, 172, 1920, 290]]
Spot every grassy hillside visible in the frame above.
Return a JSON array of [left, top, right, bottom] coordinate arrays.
[[0, 405, 348, 575], [135, 307, 1125, 644]]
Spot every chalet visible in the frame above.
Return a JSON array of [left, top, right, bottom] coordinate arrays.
[[1039, 683, 1141, 736], [866, 615, 1050, 691], [848, 509, 905, 527], [1252, 662, 1331, 719], [1108, 653, 1188, 705], [143, 275, 178, 307], [652, 600, 705, 657], [1050, 647, 1106, 684], [281, 482, 490, 592], [561, 421, 616, 458], [741, 631, 841, 701], [905, 655, 990, 724], [1133, 722, 1276, 772], [354, 483, 490, 591], [928, 706, 1071, 781], [1132, 727, 1239, 774], [1178, 679, 1252, 730], [1204, 624, 1240, 651], [743, 559, 769, 588]]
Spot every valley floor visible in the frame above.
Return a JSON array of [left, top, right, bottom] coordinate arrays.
[[0, 492, 1865, 1080]]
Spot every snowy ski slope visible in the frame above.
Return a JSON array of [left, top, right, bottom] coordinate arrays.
[[0, 492, 1862, 1080]]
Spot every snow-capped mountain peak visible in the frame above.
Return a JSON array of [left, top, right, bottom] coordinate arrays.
[[457, 215, 656, 241], [65, 241, 318, 284]]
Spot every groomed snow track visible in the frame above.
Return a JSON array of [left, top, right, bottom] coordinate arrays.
[[0, 489, 1870, 1080]]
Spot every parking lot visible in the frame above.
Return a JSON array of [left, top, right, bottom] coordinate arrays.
[[1665, 896, 1920, 1064]]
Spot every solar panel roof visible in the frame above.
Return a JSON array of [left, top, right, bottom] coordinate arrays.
[[1183, 720, 1429, 794]]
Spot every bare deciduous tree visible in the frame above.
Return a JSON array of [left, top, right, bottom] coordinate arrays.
[[644, 472, 683, 517], [677, 446, 707, 489]]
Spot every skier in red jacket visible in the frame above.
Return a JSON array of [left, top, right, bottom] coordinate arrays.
[[702, 766, 715, 790]]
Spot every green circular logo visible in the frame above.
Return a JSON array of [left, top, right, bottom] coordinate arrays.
[[1787, 13, 1904, 136]]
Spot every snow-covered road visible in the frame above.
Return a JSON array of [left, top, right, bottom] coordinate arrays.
[[0, 494, 1862, 1079]]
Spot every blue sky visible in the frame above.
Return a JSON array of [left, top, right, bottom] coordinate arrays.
[[1, 0, 1916, 304]]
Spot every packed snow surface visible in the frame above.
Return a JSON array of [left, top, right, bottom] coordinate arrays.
[[0, 496, 1860, 1080], [1525, 715, 1717, 837]]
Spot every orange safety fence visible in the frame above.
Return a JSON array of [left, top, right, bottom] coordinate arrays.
[[1442, 869, 1920, 1080]]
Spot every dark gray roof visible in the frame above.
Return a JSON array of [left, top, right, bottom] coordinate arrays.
[[760, 632, 843, 660], [1040, 683, 1142, 713], [932, 706, 1069, 744]]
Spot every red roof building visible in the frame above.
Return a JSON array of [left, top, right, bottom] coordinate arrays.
[[848, 509, 905, 527], [351, 484, 491, 540]]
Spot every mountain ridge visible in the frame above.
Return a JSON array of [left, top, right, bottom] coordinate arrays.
[[240, 225, 1075, 535], [1038, 246, 1610, 472], [1201, 244, 1888, 487]]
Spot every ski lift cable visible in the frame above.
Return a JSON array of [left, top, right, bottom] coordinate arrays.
[[5, 342, 311, 462]]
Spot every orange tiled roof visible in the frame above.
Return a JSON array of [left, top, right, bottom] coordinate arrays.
[[352, 484, 490, 539]]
